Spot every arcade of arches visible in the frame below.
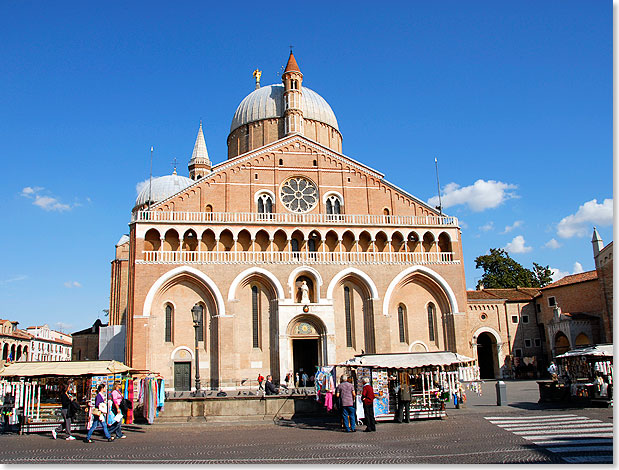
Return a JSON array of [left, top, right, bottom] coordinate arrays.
[[130, 265, 466, 391]]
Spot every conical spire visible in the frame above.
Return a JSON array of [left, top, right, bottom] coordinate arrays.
[[190, 121, 210, 165], [592, 227, 602, 243], [188, 121, 211, 180], [592, 226, 604, 258], [284, 51, 301, 74]]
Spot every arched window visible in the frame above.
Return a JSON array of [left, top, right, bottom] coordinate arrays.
[[398, 304, 408, 344], [252, 285, 260, 349], [291, 239, 299, 252], [344, 286, 353, 348], [325, 194, 343, 220], [256, 192, 274, 220], [427, 303, 436, 342], [165, 304, 173, 343]]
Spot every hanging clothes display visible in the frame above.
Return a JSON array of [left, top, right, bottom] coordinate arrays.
[[138, 375, 164, 424]]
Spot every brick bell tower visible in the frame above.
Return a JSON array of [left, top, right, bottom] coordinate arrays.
[[282, 50, 304, 136]]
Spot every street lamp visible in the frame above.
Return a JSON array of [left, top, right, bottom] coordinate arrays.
[[191, 303, 202, 394]]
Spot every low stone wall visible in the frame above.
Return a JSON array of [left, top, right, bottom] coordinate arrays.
[[159, 395, 327, 421]]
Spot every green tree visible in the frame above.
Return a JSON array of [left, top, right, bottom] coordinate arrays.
[[475, 248, 552, 289], [532, 262, 553, 287]]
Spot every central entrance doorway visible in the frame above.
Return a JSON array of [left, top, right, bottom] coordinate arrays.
[[293, 338, 319, 385], [288, 316, 325, 387]]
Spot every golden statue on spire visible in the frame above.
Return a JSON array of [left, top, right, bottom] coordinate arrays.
[[253, 69, 262, 90]]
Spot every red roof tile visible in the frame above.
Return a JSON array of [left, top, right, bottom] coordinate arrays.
[[284, 52, 301, 73], [467, 287, 540, 302], [542, 270, 598, 290]]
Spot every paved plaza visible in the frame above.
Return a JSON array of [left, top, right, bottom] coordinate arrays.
[[0, 381, 613, 464]]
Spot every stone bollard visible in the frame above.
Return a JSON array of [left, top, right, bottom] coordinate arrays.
[[495, 380, 507, 406]]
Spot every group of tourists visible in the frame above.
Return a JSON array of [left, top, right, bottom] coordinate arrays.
[[257, 370, 313, 394], [51, 381, 129, 443], [335, 374, 376, 433]]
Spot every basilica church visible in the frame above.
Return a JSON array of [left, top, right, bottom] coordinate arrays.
[[109, 52, 470, 391]]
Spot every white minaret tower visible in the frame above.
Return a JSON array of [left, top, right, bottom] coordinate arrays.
[[188, 121, 211, 180], [592, 227, 604, 262]]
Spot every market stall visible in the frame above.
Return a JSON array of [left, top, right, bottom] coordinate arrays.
[[338, 352, 479, 421], [0, 360, 136, 433], [538, 344, 613, 406]]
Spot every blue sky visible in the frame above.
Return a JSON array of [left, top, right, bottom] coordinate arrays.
[[0, 1, 612, 333]]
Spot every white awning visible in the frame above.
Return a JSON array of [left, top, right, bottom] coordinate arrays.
[[0, 360, 134, 377], [556, 344, 613, 359], [337, 352, 475, 369]]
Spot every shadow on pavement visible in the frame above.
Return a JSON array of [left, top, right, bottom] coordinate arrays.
[[275, 416, 347, 432]]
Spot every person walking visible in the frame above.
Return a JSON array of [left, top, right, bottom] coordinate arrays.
[[294, 372, 299, 388], [335, 374, 356, 432], [284, 372, 291, 389], [257, 374, 265, 391], [361, 377, 376, 432], [85, 384, 113, 443], [265, 375, 278, 395], [108, 382, 126, 439], [51, 383, 76, 440], [301, 371, 308, 388]]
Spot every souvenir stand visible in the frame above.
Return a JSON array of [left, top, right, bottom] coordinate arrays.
[[0, 360, 135, 434], [546, 344, 613, 406], [338, 352, 478, 421]]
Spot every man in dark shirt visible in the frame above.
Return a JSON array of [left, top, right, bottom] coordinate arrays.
[[361, 377, 376, 432], [336, 375, 356, 432], [265, 375, 278, 395]]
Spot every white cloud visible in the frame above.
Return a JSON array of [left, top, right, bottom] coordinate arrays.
[[557, 198, 613, 238], [0, 275, 27, 285], [544, 238, 561, 250], [21, 186, 73, 212], [64, 281, 82, 288], [136, 179, 150, 195], [459, 220, 469, 230], [428, 179, 518, 212], [502, 220, 523, 234], [550, 268, 570, 281], [504, 235, 532, 254], [550, 262, 585, 282], [479, 221, 494, 232]]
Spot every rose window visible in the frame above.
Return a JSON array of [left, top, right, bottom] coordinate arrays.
[[280, 177, 318, 213]]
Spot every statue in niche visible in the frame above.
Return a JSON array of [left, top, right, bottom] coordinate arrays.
[[300, 280, 310, 304]]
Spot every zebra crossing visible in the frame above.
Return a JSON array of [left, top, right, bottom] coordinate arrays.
[[485, 414, 613, 464]]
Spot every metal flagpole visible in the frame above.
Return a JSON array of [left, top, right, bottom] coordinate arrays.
[[434, 157, 443, 217], [148, 146, 154, 211]]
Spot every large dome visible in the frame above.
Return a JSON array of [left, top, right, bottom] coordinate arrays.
[[230, 84, 339, 134], [135, 173, 193, 207]]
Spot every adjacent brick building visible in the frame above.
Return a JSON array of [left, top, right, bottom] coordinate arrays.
[[467, 288, 542, 379], [467, 228, 613, 378]]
